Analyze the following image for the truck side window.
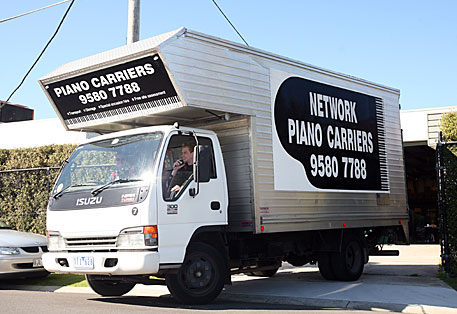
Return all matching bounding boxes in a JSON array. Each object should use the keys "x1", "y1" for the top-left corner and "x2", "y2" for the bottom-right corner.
[{"x1": 162, "y1": 135, "x2": 216, "y2": 200}]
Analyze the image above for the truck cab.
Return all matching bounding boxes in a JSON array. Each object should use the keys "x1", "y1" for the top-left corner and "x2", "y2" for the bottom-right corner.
[{"x1": 44, "y1": 125, "x2": 229, "y2": 302}]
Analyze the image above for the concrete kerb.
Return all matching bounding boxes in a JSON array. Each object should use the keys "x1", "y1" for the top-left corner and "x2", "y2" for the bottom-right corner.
[
  {"x1": 219, "y1": 290, "x2": 457, "y2": 314},
  {"x1": 220, "y1": 292, "x2": 426, "y2": 313}
]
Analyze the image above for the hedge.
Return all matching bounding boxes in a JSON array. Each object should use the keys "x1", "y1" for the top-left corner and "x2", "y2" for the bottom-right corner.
[
  {"x1": 0, "y1": 144, "x2": 76, "y2": 234},
  {"x1": 441, "y1": 112, "x2": 457, "y2": 274}
]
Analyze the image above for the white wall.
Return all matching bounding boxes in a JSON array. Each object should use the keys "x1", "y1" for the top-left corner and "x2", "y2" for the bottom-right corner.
[
  {"x1": 0, "y1": 118, "x2": 95, "y2": 149},
  {"x1": 400, "y1": 110, "x2": 429, "y2": 143},
  {"x1": 400, "y1": 106, "x2": 457, "y2": 145}
]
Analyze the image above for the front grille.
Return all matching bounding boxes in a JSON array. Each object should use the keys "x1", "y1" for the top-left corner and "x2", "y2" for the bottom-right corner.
[
  {"x1": 21, "y1": 247, "x2": 39, "y2": 253},
  {"x1": 41, "y1": 246, "x2": 48, "y2": 252},
  {"x1": 65, "y1": 236, "x2": 117, "y2": 248},
  {"x1": 14, "y1": 263, "x2": 36, "y2": 269}
]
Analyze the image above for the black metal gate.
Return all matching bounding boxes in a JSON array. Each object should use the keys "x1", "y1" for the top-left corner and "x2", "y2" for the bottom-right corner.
[{"x1": 436, "y1": 132, "x2": 457, "y2": 277}]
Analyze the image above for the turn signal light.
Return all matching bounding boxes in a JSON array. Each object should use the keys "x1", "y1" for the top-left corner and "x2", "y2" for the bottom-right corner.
[
  {"x1": 144, "y1": 225, "x2": 158, "y2": 246},
  {"x1": 144, "y1": 225, "x2": 158, "y2": 238}
]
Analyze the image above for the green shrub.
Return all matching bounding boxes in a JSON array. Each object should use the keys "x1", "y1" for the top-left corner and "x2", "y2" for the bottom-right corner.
[
  {"x1": 441, "y1": 112, "x2": 457, "y2": 142},
  {"x1": 0, "y1": 144, "x2": 76, "y2": 234},
  {"x1": 441, "y1": 112, "x2": 457, "y2": 274}
]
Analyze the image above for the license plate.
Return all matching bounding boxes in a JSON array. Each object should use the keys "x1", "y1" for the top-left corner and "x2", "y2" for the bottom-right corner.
[
  {"x1": 33, "y1": 258, "x2": 43, "y2": 268},
  {"x1": 73, "y1": 256, "x2": 94, "y2": 270}
]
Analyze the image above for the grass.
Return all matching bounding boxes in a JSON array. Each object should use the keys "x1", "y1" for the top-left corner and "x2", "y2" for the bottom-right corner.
[
  {"x1": 1, "y1": 273, "x2": 88, "y2": 287},
  {"x1": 438, "y1": 271, "x2": 457, "y2": 291}
]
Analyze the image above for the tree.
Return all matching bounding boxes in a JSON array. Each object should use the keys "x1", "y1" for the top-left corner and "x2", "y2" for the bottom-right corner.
[{"x1": 441, "y1": 111, "x2": 457, "y2": 141}]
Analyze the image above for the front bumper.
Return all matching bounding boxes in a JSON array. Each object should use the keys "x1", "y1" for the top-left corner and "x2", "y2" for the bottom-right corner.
[
  {"x1": 0, "y1": 255, "x2": 48, "y2": 279},
  {"x1": 43, "y1": 251, "x2": 160, "y2": 275}
]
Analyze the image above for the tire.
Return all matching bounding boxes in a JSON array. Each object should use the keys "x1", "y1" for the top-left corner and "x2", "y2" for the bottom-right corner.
[
  {"x1": 318, "y1": 253, "x2": 337, "y2": 280},
  {"x1": 166, "y1": 242, "x2": 225, "y2": 304},
  {"x1": 331, "y1": 235, "x2": 364, "y2": 281},
  {"x1": 86, "y1": 275, "x2": 135, "y2": 296}
]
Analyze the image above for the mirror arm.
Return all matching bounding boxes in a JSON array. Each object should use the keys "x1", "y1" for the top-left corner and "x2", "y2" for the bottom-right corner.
[{"x1": 191, "y1": 131, "x2": 200, "y2": 198}]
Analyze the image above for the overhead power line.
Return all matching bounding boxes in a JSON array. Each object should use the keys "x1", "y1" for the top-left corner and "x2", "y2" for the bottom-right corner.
[
  {"x1": 0, "y1": 0, "x2": 72, "y2": 24},
  {"x1": 211, "y1": 0, "x2": 249, "y2": 47},
  {"x1": 2, "y1": 0, "x2": 75, "y2": 109}
]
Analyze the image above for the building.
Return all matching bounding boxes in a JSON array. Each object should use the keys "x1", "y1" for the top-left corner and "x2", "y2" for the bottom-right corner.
[
  {"x1": 0, "y1": 118, "x2": 94, "y2": 149},
  {"x1": 401, "y1": 106, "x2": 457, "y2": 243},
  {"x1": 0, "y1": 101, "x2": 34, "y2": 122}
]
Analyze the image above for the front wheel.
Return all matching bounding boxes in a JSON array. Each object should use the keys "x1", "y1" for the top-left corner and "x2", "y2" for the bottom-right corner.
[
  {"x1": 166, "y1": 242, "x2": 225, "y2": 304},
  {"x1": 86, "y1": 275, "x2": 135, "y2": 296}
]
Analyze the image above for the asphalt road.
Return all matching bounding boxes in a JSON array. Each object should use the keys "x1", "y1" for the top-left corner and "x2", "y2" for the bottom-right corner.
[{"x1": 0, "y1": 289, "x2": 375, "y2": 314}]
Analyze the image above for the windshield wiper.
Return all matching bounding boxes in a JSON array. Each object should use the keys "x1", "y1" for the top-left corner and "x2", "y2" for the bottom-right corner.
[
  {"x1": 91, "y1": 178, "x2": 142, "y2": 196},
  {"x1": 52, "y1": 184, "x2": 96, "y2": 199}
]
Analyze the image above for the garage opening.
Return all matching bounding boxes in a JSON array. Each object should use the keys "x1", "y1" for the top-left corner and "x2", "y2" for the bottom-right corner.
[{"x1": 404, "y1": 145, "x2": 438, "y2": 243}]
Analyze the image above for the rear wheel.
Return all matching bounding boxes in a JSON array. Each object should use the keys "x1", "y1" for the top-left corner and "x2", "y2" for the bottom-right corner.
[
  {"x1": 318, "y1": 253, "x2": 337, "y2": 280},
  {"x1": 331, "y1": 235, "x2": 364, "y2": 281},
  {"x1": 86, "y1": 275, "x2": 135, "y2": 296},
  {"x1": 166, "y1": 242, "x2": 225, "y2": 304}
]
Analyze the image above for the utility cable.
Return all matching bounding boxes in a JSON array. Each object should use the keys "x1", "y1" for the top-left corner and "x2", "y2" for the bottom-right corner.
[
  {"x1": 211, "y1": 0, "x2": 249, "y2": 47},
  {"x1": 0, "y1": 0, "x2": 71, "y2": 24},
  {"x1": 2, "y1": 0, "x2": 75, "y2": 109}
]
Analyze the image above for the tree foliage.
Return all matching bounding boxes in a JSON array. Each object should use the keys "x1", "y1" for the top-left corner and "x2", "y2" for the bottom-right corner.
[
  {"x1": 441, "y1": 111, "x2": 457, "y2": 273},
  {"x1": 0, "y1": 144, "x2": 76, "y2": 234},
  {"x1": 441, "y1": 111, "x2": 457, "y2": 141}
]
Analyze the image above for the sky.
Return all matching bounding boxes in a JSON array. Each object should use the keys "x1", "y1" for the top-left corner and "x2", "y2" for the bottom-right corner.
[{"x1": 1, "y1": 0, "x2": 456, "y2": 120}]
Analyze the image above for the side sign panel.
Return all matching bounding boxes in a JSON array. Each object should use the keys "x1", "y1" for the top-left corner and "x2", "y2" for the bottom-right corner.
[
  {"x1": 44, "y1": 54, "x2": 182, "y2": 129},
  {"x1": 271, "y1": 69, "x2": 389, "y2": 193}
]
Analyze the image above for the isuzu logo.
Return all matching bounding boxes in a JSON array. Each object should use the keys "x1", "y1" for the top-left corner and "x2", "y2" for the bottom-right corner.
[{"x1": 76, "y1": 196, "x2": 103, "y2": 206}]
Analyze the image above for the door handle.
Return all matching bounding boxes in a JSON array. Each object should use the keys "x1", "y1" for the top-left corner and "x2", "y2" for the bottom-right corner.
[{"x1": 210, "y1": 201, "x2": 220, "y2": 210}]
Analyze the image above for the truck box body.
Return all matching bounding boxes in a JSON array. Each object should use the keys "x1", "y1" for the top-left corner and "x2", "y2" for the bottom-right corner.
[{"x1": 39, "y1": 28, "x2": 408, "y2": 237}]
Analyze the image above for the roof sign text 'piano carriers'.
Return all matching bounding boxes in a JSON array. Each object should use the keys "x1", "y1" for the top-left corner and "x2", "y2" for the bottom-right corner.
[{"x1": 44, "y1": 54, "x2": 182, "y2": 129}]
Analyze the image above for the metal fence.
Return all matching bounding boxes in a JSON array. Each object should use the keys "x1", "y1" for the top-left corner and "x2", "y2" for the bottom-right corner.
[
  {"x1": 0, "y1": 166, "x2": 59, "y2": 190},
  {"x1": 436, "y1": 132, "x2": 457, "y2": 277}
]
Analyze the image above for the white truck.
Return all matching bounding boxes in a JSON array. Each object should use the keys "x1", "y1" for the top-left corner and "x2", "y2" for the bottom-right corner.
[{"x1": 40, "y1": 28, "x2": 409, "y2": 304}]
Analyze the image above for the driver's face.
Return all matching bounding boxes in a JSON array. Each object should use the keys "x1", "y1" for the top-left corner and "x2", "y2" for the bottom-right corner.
[
  {"x1": 181, "y1": 147, "x2": 193, "y2": 164},
  {"x1": 116, "y1": 154, "x2": 127, "y2": 166}
]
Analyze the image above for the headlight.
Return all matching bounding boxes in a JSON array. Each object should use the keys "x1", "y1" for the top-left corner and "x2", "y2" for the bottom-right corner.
[
  {"x1": 117, "y1": 226, "x2": 158, "y2": 248},
  {"x1": 46, "y1": 231, "x2": 66, "y2": 251},
  {"x1": 0, "y1": 247, "x2": 20, "y2": 255}
]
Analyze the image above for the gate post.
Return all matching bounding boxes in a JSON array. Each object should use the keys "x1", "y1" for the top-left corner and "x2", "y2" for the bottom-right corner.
[{"x1": 437, "y1": 132, "x2": 451, "y2": 277}]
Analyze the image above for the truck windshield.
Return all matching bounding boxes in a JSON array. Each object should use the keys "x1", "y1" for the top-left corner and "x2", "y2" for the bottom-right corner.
[{"x1": 53, "y1": 132, "x2": 162, "y2": 196}]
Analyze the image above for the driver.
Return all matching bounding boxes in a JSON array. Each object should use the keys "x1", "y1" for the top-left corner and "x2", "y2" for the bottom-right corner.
[
  {"x1": 167, "y1": 141, "x2": 195, "y2": 196},
  {"x1": 112, "y1": 151, "x2": 132, "y2": 180}
]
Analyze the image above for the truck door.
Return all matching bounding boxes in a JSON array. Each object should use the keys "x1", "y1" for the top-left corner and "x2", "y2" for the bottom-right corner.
[{"x1": 156, "y1": 133, "x2": 227, "y2": 264}]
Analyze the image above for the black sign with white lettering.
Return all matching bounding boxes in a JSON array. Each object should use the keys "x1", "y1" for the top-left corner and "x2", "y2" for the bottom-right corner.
[
  {"x1": 45, "y1": 54, "x2": 182, "y2": 129},
  {"x1": 274, "y1": 77, "x2": 388, "y2": 191}
]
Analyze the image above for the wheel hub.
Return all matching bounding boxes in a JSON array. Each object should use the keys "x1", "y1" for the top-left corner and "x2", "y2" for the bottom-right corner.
[{"x1": 184, "y1": 258, "x2": 213, "y2": 289}]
